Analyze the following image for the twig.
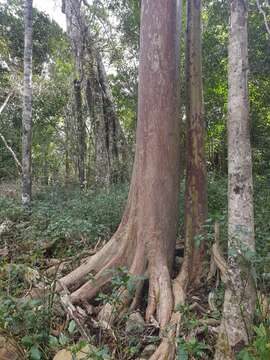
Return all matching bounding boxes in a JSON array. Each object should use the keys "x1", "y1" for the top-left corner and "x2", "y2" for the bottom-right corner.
[
  {"x1": 0, "y1": 133, "x2": 22, "y2": 173},
  {"x1": 0, "y1": 91, "x2": 22, "y2": 173},
  {"x1": 256, "y1": 0, "x2": 270, "y2": 35},
  {"x1": 0, "y1": 91, "x2": 13, "y2": 115}
]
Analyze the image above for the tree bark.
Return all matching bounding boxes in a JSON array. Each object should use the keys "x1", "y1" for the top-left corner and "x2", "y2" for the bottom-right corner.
[
  {"x1": 22, "y1": 0, "x2": 33, "y2": 208},
  {"x1": 63, "y1": 0, "x2": 127, "y2": 187},
  {"x1": 85, "y1": 47, "x2": 110, "y2": 186},
  {"x1": 63, "y1": 0, "x2": 87, "y2": 188},
  {"x1": 58, "y1": 0, "x2": 180, "y2": 334},
  {"x1": 96, "y1": 52, "x2": 128, "y2": 181},
  {"x1": 215, "y1": 1, "x2": 256, "y2": 358},
  {"x1": 185, "y1": 0, "x2": 207, "y2": 284},
  {"x1": 74, "y1": 78, "x2": 86, "y2": 188}
]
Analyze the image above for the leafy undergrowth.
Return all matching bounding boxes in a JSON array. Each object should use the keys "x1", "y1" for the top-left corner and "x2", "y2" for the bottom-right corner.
[
  {"x1": 0, "y1": 183, "x2": 128, "y2": 260},
  {"x1": 0, "y1": 177, "x2": 269, "y2": 359}
]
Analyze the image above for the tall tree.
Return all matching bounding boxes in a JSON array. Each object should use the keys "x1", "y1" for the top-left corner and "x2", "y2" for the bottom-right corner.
[
  {"x1": 62, "y1": 0, "x2": 127, "y2": 187},
  {"x1": 184, "y1": 0, "x2": 207, "y2": 284},
  {"x1": 62, "y1": 0, "x2": 86, "y2": 188},
  {"x1": 22, "y1": 0, "x2": 33, "y2": 207},
  {"x1": 215, "y1": 1, "x2": 256, "y2": 358},
  {"x1": 57, "y1": 0, "x2": 181, "y2": 340}
]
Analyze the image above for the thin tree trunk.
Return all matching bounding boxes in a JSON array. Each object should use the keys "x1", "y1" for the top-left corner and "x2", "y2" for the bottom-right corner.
[
  {"x1": 63, "y1": 0, "x2": 86, "y2": 188},
  {"x1": 96, "y1": 53, "x2": 128, "y2": 181},
  {"x1": 215, "y1": 1, "x2": 256, "y2": 358},
  {"x1": 64, "y1": 111, "x2": 71, "y2": 186},
  {"x1": 41, "y1": 143, "x2": 48, "y2": 185},
  {"x1": 22, "y1": 0, "x2": 33, "y2": 208},
  {"x1": 185, "y1": 0, "x2": 207, "y2": 284},
  {"x1": 74, "y1": 79, "x2": 86, "y2": 188},
  {"x1": 86, "y1": 49, "x2": 110, "y2": 186},
  {"x1": 63, "y1": 0, "x2": 128, "y2": 186}
]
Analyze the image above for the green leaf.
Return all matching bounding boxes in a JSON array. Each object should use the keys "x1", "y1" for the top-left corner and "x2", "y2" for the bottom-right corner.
[
  {"x1": 177, "y1": 346, "x2": 188, "y2": 360},
  {"x1": 68, "y1": 320, "x2": 77, "y2": 334},
  {"x1": 49, "y1": 335, "x2": 59, "y2": 348},
  {"x1": 21, "y1": 335, "x2": 34, "y2": 347},
  {"x1": 238, "y1": 350, "x2": 255, "y2": 360},
  {"x1": 30, "y1": 345, "x2": 42, "y2": 360},
  {"x1": 59, "y1": 333, "x2": 68, "y2": 346}
]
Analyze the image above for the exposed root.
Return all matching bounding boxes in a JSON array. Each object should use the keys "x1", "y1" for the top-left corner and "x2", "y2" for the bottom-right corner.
[
  {"x1": 146, "y1": 265, "x2": 173, "y2": 329},
  {"x1": 56, "y1": 237, "x2": 119, "y2": 292},
  {"x1": 149, "y1": 339, "x2": 176, "y2": 360},
  {"x1": 97, "y1": 261, "x2": 147, "y2": 327},
  {"x1": 150, "y1": 256, "x2": 190, "y2": 359},
  {"x1": 70, "y1": 254, "x2": 126, "y2": 304}
]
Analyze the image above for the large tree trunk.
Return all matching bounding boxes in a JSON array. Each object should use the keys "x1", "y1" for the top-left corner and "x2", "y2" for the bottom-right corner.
[
  {"x1": 215, "y1": 1, "x2": 256, "y2": 358},
  {"x1": 185, "y1": 0, "x2": 207, "y2": 285},
  {"x1": 22, "y1": 0, "x2": 33, "y2": 208},
  {"x1": 58, "y1": 0, "x2": 180, "y2": 335}
]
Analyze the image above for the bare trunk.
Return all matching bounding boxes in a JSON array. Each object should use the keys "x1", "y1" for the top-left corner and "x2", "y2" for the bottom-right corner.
[
  {"x1": 64, "y1": 110, "x2": 71, "y2": 186},
  {"x1": 41, "y1": 143, "x2": 48, "y2": 186},
  {"x1": 74, "y1": 79, "x2": 86, "y2": 188},
  {"x1": 22, "y1": 0, "x2": 33, "y2": 208},
  {"x1": 63, "y1": 0, "x2": 86, "y2": 188},
  {"x1": 215, "y1": 1, "x2": 256, "y2": 358},
  {"x1": 58, "y1": 0, "x2": 180, "y2": 333},
  {"x1": 185, "y1": 0, "x2": 207, "y2": 284},
  {"x1": 86, "y1": 49, "x2": 110, "y2": 186},
  {"x1": 96, "y1": 53, "x2": 128, "y2": 181},
  {"x1": 63, "y1": 0, "x2": 127, "y2": 187}
]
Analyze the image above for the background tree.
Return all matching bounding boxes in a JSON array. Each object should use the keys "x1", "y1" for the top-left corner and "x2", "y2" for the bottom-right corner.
[
  {"x1": 63, "y1": 0, "x2": 128, "y2": 187},
  {"x1": 215, "y1": 1, "x2": 256, "y2": 358},
  {"x1": 22, "y1": 0, "x2": 33, "y2": 207}
]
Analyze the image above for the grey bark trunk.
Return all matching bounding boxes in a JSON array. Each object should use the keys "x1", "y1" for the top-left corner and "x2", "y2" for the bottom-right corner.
[
  {"x1": 87, "y1": 51, "x2": 110, "y2": 186},
  {"x1": 22, "y1": 0, "x2": 33, "y2": 208},
  {"x1": 63, "y1": 0, "x2": 86, "y2": 188},
  {"x1": 74, "y1": 79, "x2": 86, "y2": 187},
  {"x1": 215, "y1": 1, "x2": 256, "y2": 358},
  {"x1": 96, "y1": 53, "x2": 128, "y2": 178},
  {"x1": 63, "y1": 0, "x2": 127, "y2": 187}
]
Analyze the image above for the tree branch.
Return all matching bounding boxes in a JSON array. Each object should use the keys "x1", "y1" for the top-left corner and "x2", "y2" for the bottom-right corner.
[
  {"x1": 256, "y1": 0, "x2": 270, "y2": 36},
  {"x1": 0, "y1": 91, "x2": 13, "y2": 115},
  {"x1": 0, "y1": 91, "x2": 22, "y2": 173}
]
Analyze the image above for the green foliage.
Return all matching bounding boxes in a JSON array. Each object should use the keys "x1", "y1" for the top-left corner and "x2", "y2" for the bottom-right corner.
[
  {"x1": 238, "y1": 323, "x2": 270, "y2": 360},
  {"x1": 0, "y1": 276, "x2": 53, "y2": 359},
  {"x1": 0, "y1": 183, "x2": 128, "y2": 256},
  {"x1": 177, "y1": 337, "x2": 209, "y2": 359}
]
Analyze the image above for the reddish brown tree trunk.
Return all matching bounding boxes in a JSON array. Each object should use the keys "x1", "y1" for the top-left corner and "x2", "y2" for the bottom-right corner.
[
  {"x1": 58, "y1": 0, "x2": 181, "y2": 332},
  {"x1": 185, "y1": 0, "x2": 207, "y2": 284}
]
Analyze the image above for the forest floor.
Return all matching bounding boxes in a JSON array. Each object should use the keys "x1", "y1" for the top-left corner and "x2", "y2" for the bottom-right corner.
[{"x1": 0, "y1": 177, "x2": 269, "y2": 360}]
